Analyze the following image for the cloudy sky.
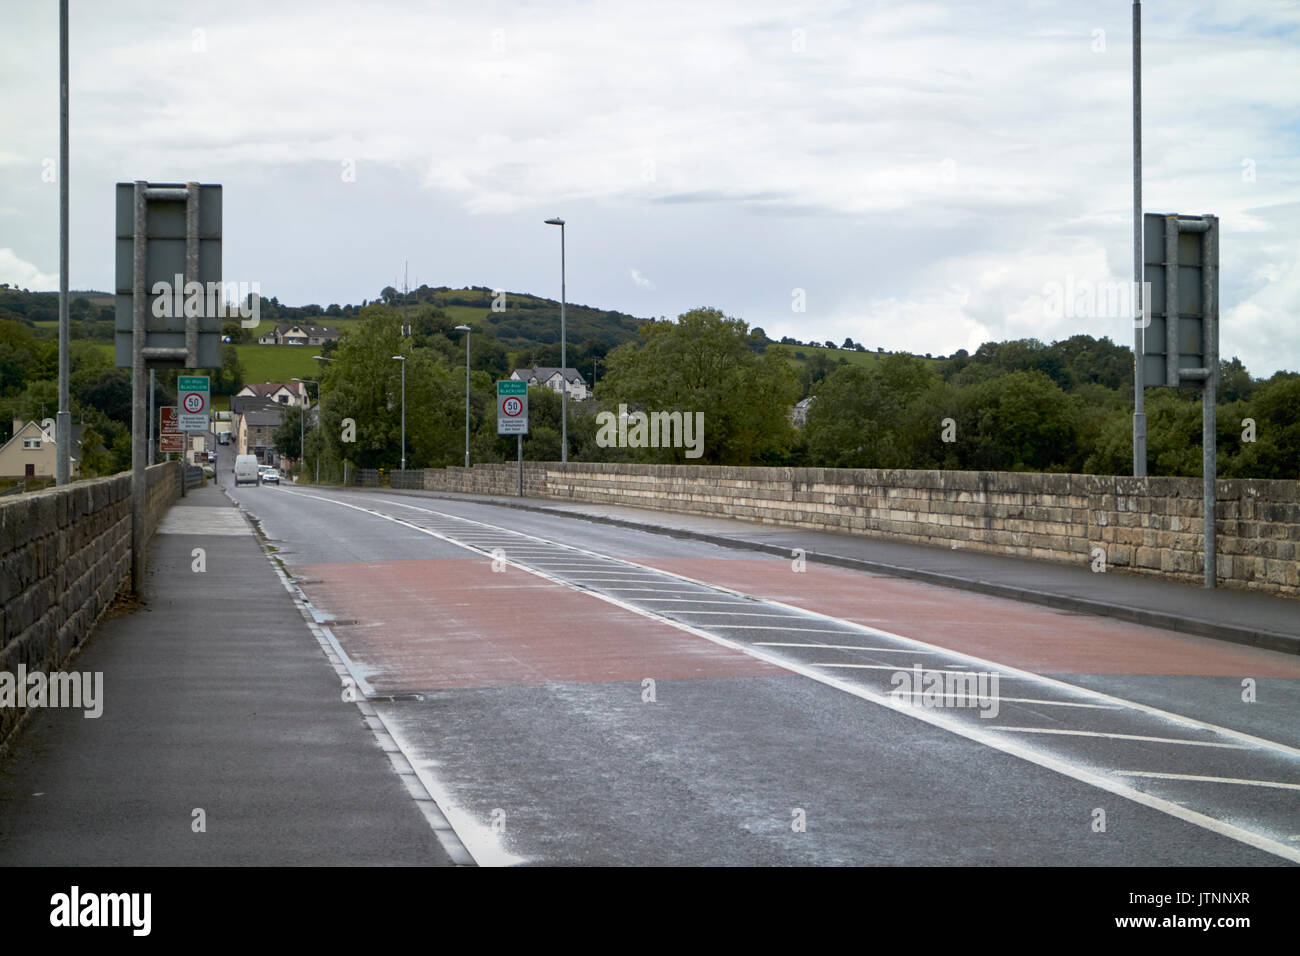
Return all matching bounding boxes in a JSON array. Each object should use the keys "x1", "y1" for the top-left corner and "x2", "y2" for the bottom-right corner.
[{"x1": 2, "y1": 0, "x2": 1297, "y2": 374}]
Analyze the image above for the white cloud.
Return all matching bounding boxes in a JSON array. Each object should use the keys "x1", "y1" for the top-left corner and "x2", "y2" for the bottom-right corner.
[
  {"x1": 629, "y1": 268, "x2": 654, "y2": 290},
  {"x1": 0, "y1": 249, "x2": 58, "y2": 291}
]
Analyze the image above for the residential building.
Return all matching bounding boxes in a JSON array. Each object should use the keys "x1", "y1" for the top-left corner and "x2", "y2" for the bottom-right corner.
[
  {"x1": 0, "y1": 418, "x2": 86, "y2": 479},
  {"x1": 510, "y1": 367, "x2": 590, "y2": 400},
  {"x1": 792, "y1": 396, "x2": 816, "y2": 427},
  {"x1": 236, "y1": 407, "x2": 284, "y2": 460},
  {"x1": 233, "y1": 382, "x2": 310, "y2": 408},
  {"x1": 256, "y1": 323, "x2": 340, "y2": 347}
]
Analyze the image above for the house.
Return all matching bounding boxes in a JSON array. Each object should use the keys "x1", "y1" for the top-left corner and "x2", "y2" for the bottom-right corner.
[
  {"x1": 235, "y1": 407, "x2": 284, "y2": 459},
  {"x1": 0, "y1": 418, "x2": 86, "y2": 479},
  {"x1": 233, "y1": 382, "x2": 311, "y2": 408},
  {"x1": 792, "y1": 396, "x2": 816, "y2": 427},
  {"x1": 510, "y1": 367, "x2": 590, "y2": 401},
  {"x1": 257, "y1": 323, "x2": 340, "y2": 347}
]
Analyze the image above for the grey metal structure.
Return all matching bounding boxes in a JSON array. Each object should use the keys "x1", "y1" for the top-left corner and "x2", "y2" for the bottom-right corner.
[
  {"x1": 393, "y1": 354, "x2": 406, "y2": 471},
  {"x1": 1131, "y1": 0, "x2": 1145, "y2": 477},
  {"x1": 456, "y1": 325, "x2": 471, "y2": 468},
  {"x1": 114, "y1": 182, "x2": 223, "y2": 370},
  {"x1": 117, "y1": 181, "x2": 222, "y2": 593},
  {"x1": 1142, "y1": 212, "x2": 1220, "y2": 588},
  {"x1": 56, "y1": 0, "x2": 70, "y2": 487},
  {"x1": 545, "y1": 217, "x2": 567, "y2": 462}
]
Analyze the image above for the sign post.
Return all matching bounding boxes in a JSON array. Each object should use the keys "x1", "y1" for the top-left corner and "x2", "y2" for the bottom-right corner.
[
  {"x1": 116, "y1": 181, "x2": 222, "y2": 593},
  {"x1": 1141, "y1": 212, "x2": 1219, "y2": 587},
  {"x1": 497, "y1": 380, "x2": 528, "y2": 496}
]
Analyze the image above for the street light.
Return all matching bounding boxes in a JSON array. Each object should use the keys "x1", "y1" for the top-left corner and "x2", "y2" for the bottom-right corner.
[
  {"x1": 291, "y1": 377, "x2": 319, "y2": 483},
  {"x1": 392, "y1": 355, "x2": 406, "y2": 471},
  {"x1": 544, "y1": 216, "x2": 567, "y2": 462},
  {"x1": 311, "y1": 355, "x2": 333, "y2": 483},
  {"x1": 455, "y1": 325, "x2": 471, "y2": 468}
]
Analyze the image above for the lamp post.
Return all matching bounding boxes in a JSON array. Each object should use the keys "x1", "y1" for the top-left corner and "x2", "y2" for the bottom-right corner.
[
  {"x1": 455, "y1": 325, "x2": 471, "y2": 467},
  {"x1": 312, "y1": 355, "x2": 334, "y2": 483},
  {"x1": 392, "y1": 354, "x2": 406, "y2": 471},
  {"x1": 544, "y1": 217, "x2": 567, "y2": 462},
  {"x1": 292, "y1": 377, "x2": 319, "y2": 483}
]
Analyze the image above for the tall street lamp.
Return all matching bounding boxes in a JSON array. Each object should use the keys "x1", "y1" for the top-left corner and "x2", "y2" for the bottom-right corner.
[
  {"x1": 392, "y1": 354, "x2": 406, "y2": 471},
  {"x1": 455, "y1": 325, "x2": 471, "y2": 467},
  {"x1": 544, "y1": 216, "x2": 567, "y2": 462},
  {"x1": 312, "y1": 355, "x2": 333, "y2": 483},
  {"x1": 292, "y1": 377, "x2": 320, "y2": 484}
]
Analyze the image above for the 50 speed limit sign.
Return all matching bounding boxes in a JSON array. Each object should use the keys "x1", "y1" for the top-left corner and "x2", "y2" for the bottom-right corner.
[
  {"x1": 496, "y1": 380, "x2": 528, "y2": 435},
  {"x1": 177, "y1": 375, "x2": 210, "y2": 431}
]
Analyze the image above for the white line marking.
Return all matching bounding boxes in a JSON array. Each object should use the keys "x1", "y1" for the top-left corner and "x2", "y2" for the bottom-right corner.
[
  {"x1": 892, "y1": 691, "x2": 1121, "y2": 710},
  {"x1": 658, "y1": 610, "x2": 792, "y2": 617},
  {"x1": 281, "y1": 489, "x2": 1300, "y2": 863},
  {"x1": 756, "y1": 642, "x2": 950, "y2": 654},
  {"x1": 1114, "y1": 771, "x2": 1300, "y2": 791},
  {"x1": 994, "y1": 727, "x2": 1252, "y2": 749},
  {"x1": 709, "y1": 625, "x2": 876, "y2": 633},
  {"x1": 814, "y1": 662, "x2": 1010, "y2": 677}
]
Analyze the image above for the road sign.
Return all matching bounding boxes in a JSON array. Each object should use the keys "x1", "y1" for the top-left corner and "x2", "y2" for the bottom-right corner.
[
  {"x1": 1141, "y1": 213, "x2": 1218, "y2": 388},
  {"x1": 178, "y1": 375, "x2": 210, "y2": 431},
  {"x1": 159, "y1": 406, "x2": 184, "y2": 454},
  {"x1": 114, "y1": 182, "x2": 223, "y2": 370},
  {"x1": 497, "y1": 380, "x2": 528, "y2": 435}
]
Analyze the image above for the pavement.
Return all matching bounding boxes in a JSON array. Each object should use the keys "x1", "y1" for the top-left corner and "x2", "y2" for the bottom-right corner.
[
  {"x1": 0, "y1": 476, "x2": 456, "y2": 866},
  {"x1": 373, "y1": 489, "x2": 1300, "y2": 657}
]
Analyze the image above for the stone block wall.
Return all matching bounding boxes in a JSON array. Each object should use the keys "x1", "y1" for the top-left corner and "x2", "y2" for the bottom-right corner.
[{"x1": 418, "y1": 463, "x2": 1299, "y2": 597}]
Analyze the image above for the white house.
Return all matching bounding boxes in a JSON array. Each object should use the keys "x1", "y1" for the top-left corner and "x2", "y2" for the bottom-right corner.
[
  {"x1": 0, "y1": 418, "x2": 86, "y2": 479},
  {"x1": 234, "y1": 382, "x2": 310, "y2": 408},
  {"x1": 257, "y1": 323, "x2": 339, "y2": 346},
  {"x1": 510, "y1": 367, "x2": 590, "y2": 400}
]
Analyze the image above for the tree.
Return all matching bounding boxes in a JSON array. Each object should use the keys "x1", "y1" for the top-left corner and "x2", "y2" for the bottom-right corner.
[
  {"x1": 318, "y1": 305, "x2": 461, "y2": 473},
  {"x1": 596, "y1": 307, "x2": 799, "y2": 464},
  {"x1": 804, "y1": 354, "x2": 936, "y2": 468},
  {"x1": 273, "y1": 404, "x2": 307, "y2": 464}
]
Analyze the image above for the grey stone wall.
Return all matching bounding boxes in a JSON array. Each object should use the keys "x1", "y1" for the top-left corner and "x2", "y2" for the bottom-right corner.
[
  {"x1": 420, "y1": 463, "x2": 1300, "y2": 598},
  {"x1": 1, "y1": 462, "x2": 182, "y2": 745}
]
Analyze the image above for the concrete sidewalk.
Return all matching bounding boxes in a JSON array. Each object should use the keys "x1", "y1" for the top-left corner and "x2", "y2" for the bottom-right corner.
[
  {"x1": 390, "y1": 489, "x2": 1300, "y2": 656},
  {"x1": 0, "y1": 481, "x2": 454, "y2": 866}
]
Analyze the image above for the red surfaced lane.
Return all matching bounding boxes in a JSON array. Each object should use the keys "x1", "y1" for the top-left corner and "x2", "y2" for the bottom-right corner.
[
  {"x1": 635, "y1": 558, "x2": 1300, "y2": 678},
  {"x1": 298, "y1": 559, "x2": 784, "y2": 693}
]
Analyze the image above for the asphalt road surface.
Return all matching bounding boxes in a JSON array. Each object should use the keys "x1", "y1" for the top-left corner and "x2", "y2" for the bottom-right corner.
[{"x1": 226, "y1": 475, "x2": 1300, "y2": 866}]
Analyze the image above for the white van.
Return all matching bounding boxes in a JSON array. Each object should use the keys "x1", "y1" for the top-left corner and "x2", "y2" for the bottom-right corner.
[{"x1": 234, "y1": 455, "x2": 261, "y2": 486}]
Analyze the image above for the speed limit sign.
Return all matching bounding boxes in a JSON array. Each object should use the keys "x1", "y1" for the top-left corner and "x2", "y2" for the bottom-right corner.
[
  {"x1": 497, "y1": 380, "x2": 528, "y2": 435},
  {"x1": 178, "y1": 376, "x2": 210, "y2": 431}
]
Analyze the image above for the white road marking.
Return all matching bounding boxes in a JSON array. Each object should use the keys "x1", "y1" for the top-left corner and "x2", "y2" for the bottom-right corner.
[
  {"x1": 815, "y1": 662, "x2": 1011, "y2": 677},
  {"x1": 994, "y1": 727, "x2": 1253, "y2": 749},
  {"x1": 756, "y1": 642, "x2": 948, "y2": 653},
  {"x1": 892, "y1": 691, "x2": 1121, "y2": 709},
  {"x1": 1114, "y1": 771, "x2": 1300, "y2": 791},
  {"x1": 281, "y1": 488, "x2": 1300, "y2": 864}
]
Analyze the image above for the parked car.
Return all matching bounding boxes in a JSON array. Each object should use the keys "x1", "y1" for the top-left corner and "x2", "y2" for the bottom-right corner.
[{"x1": 234, "y1": 455, "x2": 260, "y2": 486}]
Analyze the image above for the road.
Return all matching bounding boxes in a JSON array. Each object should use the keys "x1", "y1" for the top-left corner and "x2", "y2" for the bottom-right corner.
[{"x1": 224, "y1": 469, "x2": 1300, "y2": 866}]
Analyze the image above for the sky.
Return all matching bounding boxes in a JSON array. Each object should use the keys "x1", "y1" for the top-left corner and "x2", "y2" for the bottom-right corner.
[{"x1": 1, "y1": 0, "x2": 1298, "y2": 375}]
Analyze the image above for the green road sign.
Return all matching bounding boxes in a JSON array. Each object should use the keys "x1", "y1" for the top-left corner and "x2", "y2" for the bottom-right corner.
[
  {"x1": 497, "y1": 380, "x2": 528, "y2": 435},
  {"x1": 178, "y1": 375, "x2": 210, "y2": 431}
]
